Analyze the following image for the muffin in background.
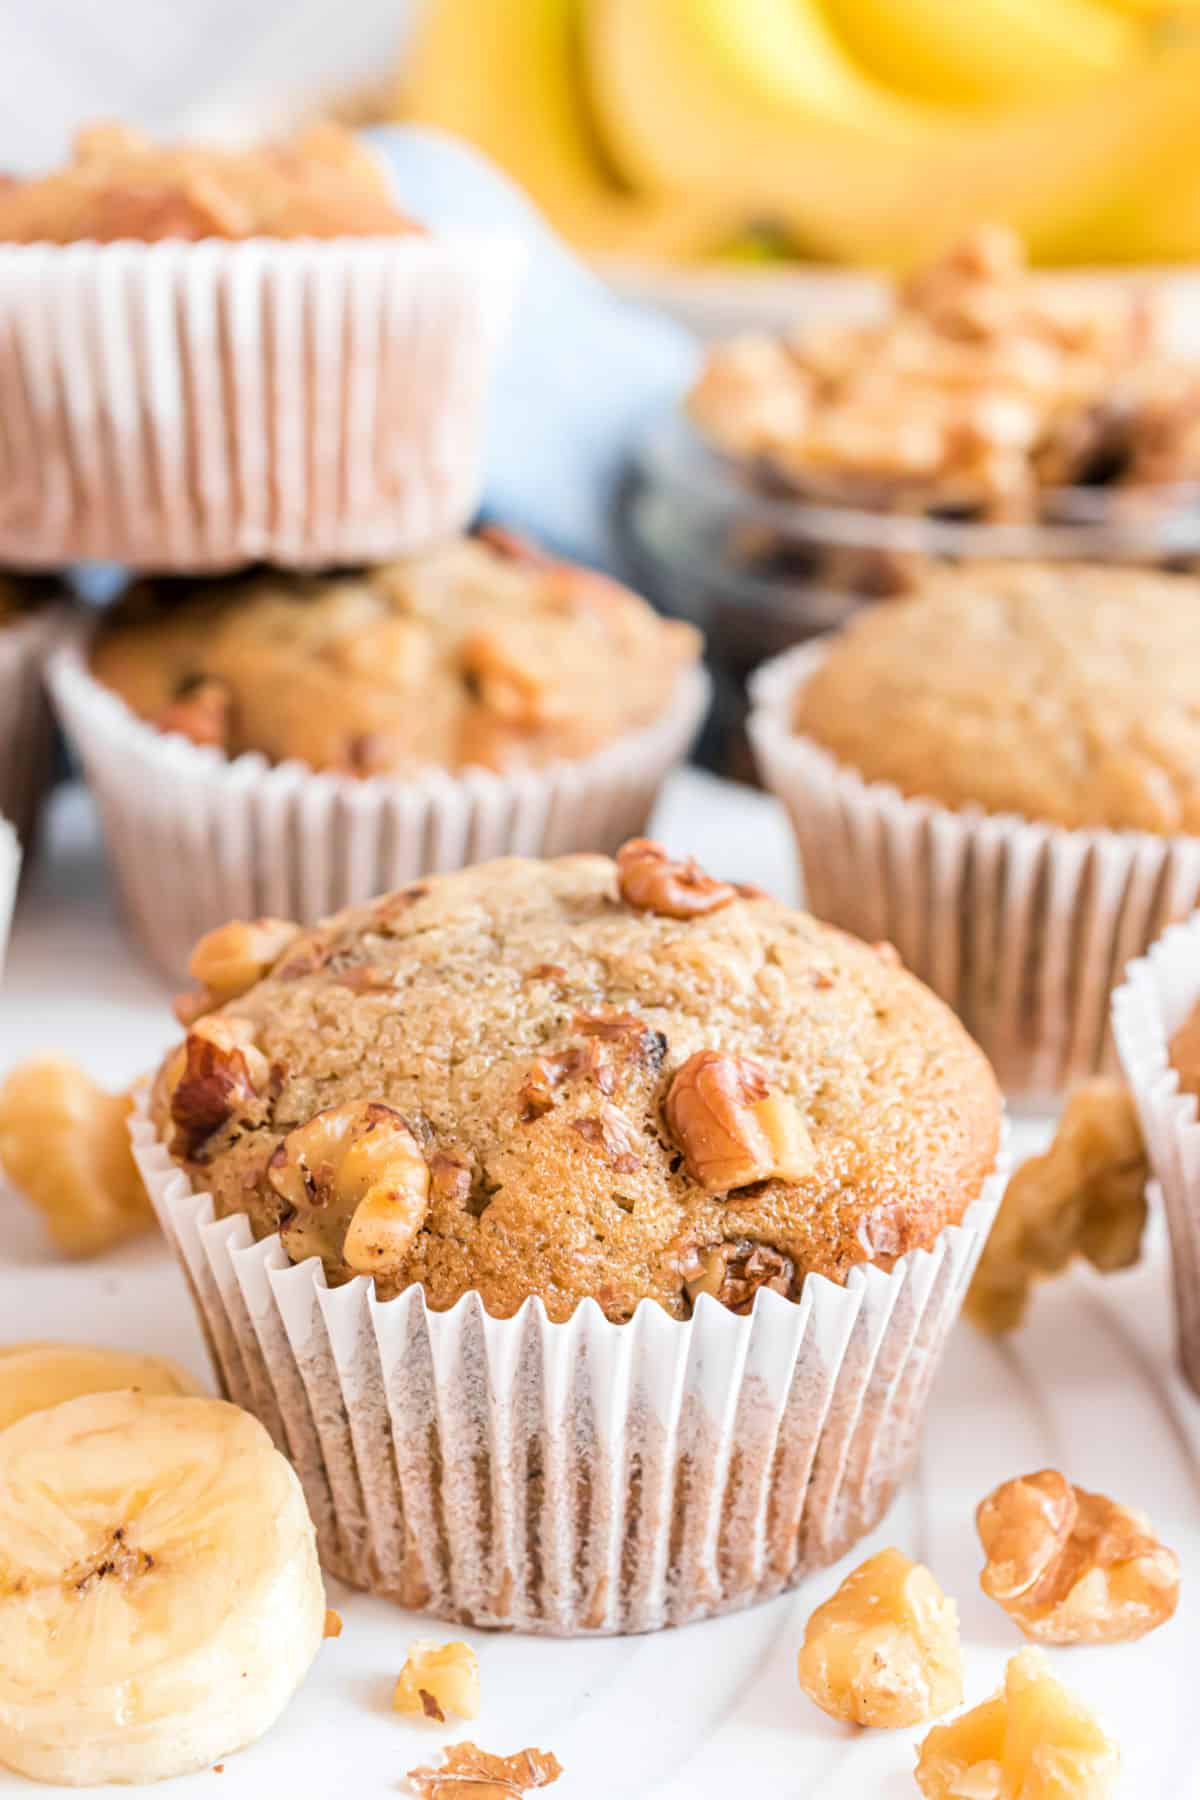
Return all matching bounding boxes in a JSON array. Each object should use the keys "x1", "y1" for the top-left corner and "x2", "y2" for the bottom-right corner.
[
  {"x1": 50, "y1": 531, "x2": 709, "y2": 977},
  {"x1": 1115, "y1": 918, "x2": 1200, "y2": 1396},
  {"x1": 751, "y1": 560, "x2": 1200, "y2": 1097},
  {"x1": 0, "y1": 123, "x2": 518, "y2": 571},
  {"x1": 0, "y1": 576, "x2": 67, "y2": 847},
  {"x1": 134, "y1": 841, "x2": 1005, "y2": 1632}
]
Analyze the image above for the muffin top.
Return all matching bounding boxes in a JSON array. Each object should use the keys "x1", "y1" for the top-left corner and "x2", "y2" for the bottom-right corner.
[
  {"x1": 90, "y1": 531, "x2": 701, "y2": 777},
  {"x1": 151, "y1": 841, "x2": 1001, "y2": 1324},
  {"x1": 0, "y1": 122, "x2": 419, "y2": 243},
  {"x1": 689, "y1": 226, "x2": 1197, "y2": 523},
  {"x1": 792, "y1": 561, "x2": 1200, "y2": 833}
]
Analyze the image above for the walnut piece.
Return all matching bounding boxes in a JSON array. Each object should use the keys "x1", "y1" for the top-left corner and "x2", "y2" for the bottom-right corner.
[
  {"x1": 797, "y1": 1547, "x2": 963, "y2": 1729},
  {"x1": 0, "y1": 1057, "x2": 155, "y2": 1256},
  {"x1": 324, "y1": 1608, "x2": 343, "y2": 1639},
  {"x1": 682, "y1": 1239, "x2": 795, "y2": 1313},
  {"x1": 915, "y1": 1647, "x2": 1120, "y2": 1799},
  {"x1": 393, "y1": 1640, "x2": 480, "y2": 1724},
  {"x1": 166, "y1": 1015, "x2": 270, "y2": 1160},
  {"x1": 967, "y1": 1080, "x2": 1148, "y2": 1333},
  {"x1": 665, "y1": 1050, "x2": 815, "y2": 1192},
  {"x1": 268, "y1": 1099, "x2": 429, "y2": 1279},
  {"x1": 154, "y1": 675, "x2": 231, "y2": 749},
  {"x1": 407, "y1": 1743, "x2": 561, "y2": 1800},
  {"x1": 615, "y1": 838, "x2": 738, "y2": 920},
  {"x1": 977, "y1": 1470, "x2": 1180, "y2": 1645},
  {"x1": 175, "y1": 915, "x2": 301, "y2": 1023}
]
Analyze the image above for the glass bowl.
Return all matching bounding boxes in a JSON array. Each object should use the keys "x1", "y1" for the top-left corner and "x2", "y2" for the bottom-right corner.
[{"x1": 618, "y1": 411, "x2": 1200, "y2": 780}]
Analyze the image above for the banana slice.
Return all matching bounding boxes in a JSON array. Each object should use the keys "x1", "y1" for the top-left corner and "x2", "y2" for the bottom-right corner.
[
  {"x1": 0, "y1": 1391, "x2": 325, "y2": 1786},
  {"x1": 0, "y1": 1341, "x2": 202, "y2": 1434}
]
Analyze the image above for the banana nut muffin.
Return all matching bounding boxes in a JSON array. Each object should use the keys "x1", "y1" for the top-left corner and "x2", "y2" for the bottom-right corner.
[
  {"x1": 89, "y1": 531, "x2": 701, "y2": 778},
  {"x1": 150, "y1": 840, "x2": 1001, "y2": 1324},
  {"x1": 794, "y1": 561, "x2": 1200, "y2": 834},
  {"x1": 690, "y1": 225, "x2": 1197, "y2": 523},
  {"x1": 0, "y1": 122, "x2": 419, "y2": 242}
]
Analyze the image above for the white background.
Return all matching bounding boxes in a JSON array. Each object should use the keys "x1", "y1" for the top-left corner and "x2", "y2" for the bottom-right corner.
[
  {"x1": 0, "y1": 0, "x2": 415, "y2": 171},
  {"x1": 2, "y1": 776, "x2": 1198, "y2": 1797}
]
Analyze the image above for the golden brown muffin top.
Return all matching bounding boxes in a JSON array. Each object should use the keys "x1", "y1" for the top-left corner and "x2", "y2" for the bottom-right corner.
[
  {"x1": 90, "y1": 532, "x2": 702, "y2": 777},
  {"x1": 151, "y1": 843, "x2": 1001, "y2": 1323},
  {"x1": 793, "y1": 561, "x2": 1200, "y2": 834},
  {"x1": 0, "y1": 122, "x2": 420, "y2": 243},
  {"x1": 689, "y1": 226, "x2": 1198, "y2": 523}
]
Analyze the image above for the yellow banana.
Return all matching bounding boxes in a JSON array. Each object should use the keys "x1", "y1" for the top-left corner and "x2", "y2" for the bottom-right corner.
[
  {"x1": 401, "y1": 0, "x2": 734, "y2": 259},
  {"x1": 0, "y1": 1341, "x2": 201, "y2": 1433},
  {"x1": 818, "y1": 0, "x2": 1140, "y2": 108},
  {"x1": 583, "y1": 0, "x2": 1200, "y2": 266}
]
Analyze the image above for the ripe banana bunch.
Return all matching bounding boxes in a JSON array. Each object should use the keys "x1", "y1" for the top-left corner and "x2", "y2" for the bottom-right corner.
[
  {"x1": 0, "y1": 1340, "x2": 200, "y2": 1432},
  {"x1": 400, "y1": 0, "x2": 1200, "y2": 266},
  {"x1": 0, "y1": 1390, "x2": 326, "y2": 1785}
]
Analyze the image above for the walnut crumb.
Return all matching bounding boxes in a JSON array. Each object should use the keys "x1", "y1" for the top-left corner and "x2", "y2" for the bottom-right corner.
[
  {"x1": 977, "y1": 1469, "x2": 1179, "y2": 1644},
  {"x1": 967, "y1": 1079, "x2": 1147, "y2": 1332},
  {"x1": 665, "y1": 1050, "x2": 815, "y2": 1192},
  {"x1": 406, "y1": 1743, "x2": 561, "y2": 1799},
  {"x1": 393, "y1": 1640, "x2": 479, "y2": 1725},
  {"x1": 615, "y1": 838, "x2": 738, "y2": 919}
]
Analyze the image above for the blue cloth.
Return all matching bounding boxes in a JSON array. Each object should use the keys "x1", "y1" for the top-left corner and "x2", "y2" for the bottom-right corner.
[{"x1": 365, "y1": 125, "x2": 699, "y2": 570}]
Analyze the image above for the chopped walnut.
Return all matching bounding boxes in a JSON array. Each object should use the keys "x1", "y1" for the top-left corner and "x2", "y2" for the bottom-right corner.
[
  {"x1": 474, "y1": 523, "x2": 553, "y2": 567},
  {"x1": 977, "y1": 1470, "x2": 1180, "y2": 1645},
  {"x1": 967, "y1": 1080, "x2": 1148, "y2": 1333},
  {"x1": 324, "y1": 1608, "x2": 343, "y2": 1639},
  {"x1": 682, "y1": 1239, "x2": 795, "y2": 1313},
  {"x1": 459, "y1": 629, "x2": 551, "y2": 727},
  {"x1": 428, "y1": 1150, "x2": 473, "y2": 1207},
  {"x1": 915, "y1": 1647, "x2": 1120, "y2": 1799},
  {"x1": 167, "y1": 1015, "x2": 270, "y2": 1161},
  {"x1": 393, "y1": 1640, "x2": 480, "y2": 1724},
  {"x1": 267, "y1": 1100, "x2": 429, "y2": 1279},
  {"x1": 406, "y1": 1743, "x2": 561, "y2": 1799},
  {"x1": 175, "y1": 915, "x2": 300, "y2": 1023},
  {"x1": 155, "y1": 676, "x2": 231, "y2": 749},
  {"x1": 0, "y1": 1058, "x2": 155, "y2": 1256},
  {"x1": 797, "y1": 1547, "x2": 963, "y2": 1729},
  {"x1": 571, "y1": 1107, "x2": 641, "y2": 1173},
  {"x1": 665, "y1": 1050, "x2": 815, "y2": 1192},
  {"x1": 615, "y1": 839, "x2": 738, "y2": 920},
  {"x1": 518, "y1": 1015, "x2": 666, "y2": 1124}
]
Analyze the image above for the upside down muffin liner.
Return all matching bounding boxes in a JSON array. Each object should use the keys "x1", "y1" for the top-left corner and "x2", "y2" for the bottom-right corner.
[
  {"x1": 0, "y1": 604, "x2": 65, "y2": 845},
  {"x1": 749, "y1": 642, "x2": 1200, "y2": 1102},
  {"x1": 0, "y1": 235, "x2": 519, "y2": 572},
  {"x1": 0, "y1": 819, "x2": 18, "y2": 968},
  {"x1": 1113, "y1": 918, "x2": 1200, "y2": 1394},
  {"x1": 130, "y1": 1089, "x2": 1007, "y2": 1636},
  {"x1": 48, "y1": 638, "x2": 712, "y2": 981}
]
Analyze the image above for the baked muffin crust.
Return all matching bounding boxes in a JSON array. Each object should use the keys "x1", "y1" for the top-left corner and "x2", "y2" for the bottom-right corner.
[
  {"x1": 151, "y1": 845, "x2": 1001, "y2": 1323},
  {"x1": 90, "y1": 533, "x2": 701, "y2": 777},
  {"x1": 0, "y1": 122, "x2": 418, "y2": 243},
  {"x1": 793, "y1": 562, "x2": 1200, "y2": 834}
]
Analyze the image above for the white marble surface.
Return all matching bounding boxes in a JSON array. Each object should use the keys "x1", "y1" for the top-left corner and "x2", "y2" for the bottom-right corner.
[{"x1": 1, "y1": 776, "x2": 1197, "y2": 1798}]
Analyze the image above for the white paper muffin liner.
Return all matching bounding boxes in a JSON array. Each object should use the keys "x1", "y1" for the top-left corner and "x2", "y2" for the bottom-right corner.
[
  {"x1": 49, "y1": 637, "x2": 711, "y2": 980},
  {"x1": 0, "y1": 605, "x2": 65, "y2": 844},
  {"x1": 0, "y1": 235, "x2": 519, "y2": 572},
  {"x1": 0, "y1": 818, "x2": 18, "y2": 970},
  {"x1": 749, "y1": 642, "x2": 1200, "y2": 1102},
  {"x1": 1113, "y1": 918, "x2": 1200, "y2": 1393},
  {"x1": 130, "y1": 1088, "x2": 1006, "y2": 1635}
]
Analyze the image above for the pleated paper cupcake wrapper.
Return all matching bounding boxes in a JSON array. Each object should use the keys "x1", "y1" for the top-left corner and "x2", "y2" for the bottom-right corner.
[
  {"x1": 49, "y1": 640, "x2": 712, "y2": 981},
  {"x1": 0, "y1": 818, "x2": 18, "y2": 970},
  {"x1": 0, "y1": 606, "x2": 65, "y2": 844},
  {"x1": 0, "y1": 234, "x2": 519, "y2": 571},
  {"x1": 749, "y1": 642, "x2": 1200, "y2": 1103},
  {"x1": 1113, "y1": 918, "x2": 1200, "y2": 1394},
  {"x1": 131, "y1": 1091, "x2": 1006, "y2": 1636}
]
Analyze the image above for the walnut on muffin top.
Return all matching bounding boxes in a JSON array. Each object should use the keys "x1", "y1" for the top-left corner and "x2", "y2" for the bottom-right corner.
[
  {"x1": 793, "y1": 560, "x2": 1200, "y2": 835},
  {"x1": 0, "y1": 121, "x2": 419, "y2": 243},
  {"x1": 690, "y1": 225, "x2": 1200, "y2": 522},
  {"x1": 90, "y1": 531, "x2": 702, "y2": 778},
  {"x1": 151, "y1": 841, "x2": 1001, "y2": 1324}
]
